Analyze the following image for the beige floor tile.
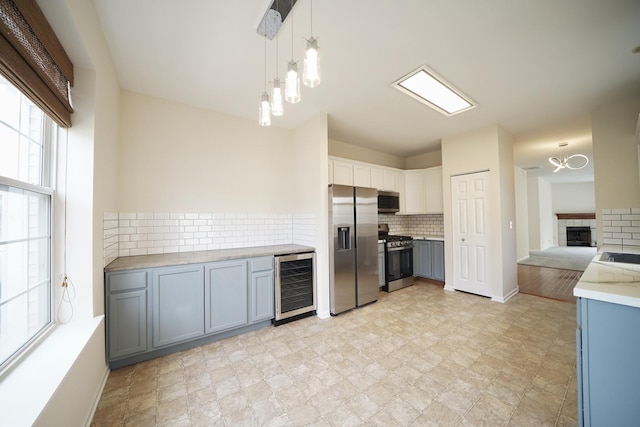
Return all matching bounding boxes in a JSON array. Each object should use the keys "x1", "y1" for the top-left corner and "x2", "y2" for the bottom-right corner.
[{"x1": 92, "y1": 285, "x2": 578, "y2": 426}]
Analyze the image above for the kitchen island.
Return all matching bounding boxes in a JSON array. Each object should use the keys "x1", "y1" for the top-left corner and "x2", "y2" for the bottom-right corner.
[
  {"x1": 573, "y1": 247, "x2": 640, "y2": 426},
  {"x1": 105, "y1": 244, "x2": 314, "y2": 368}
]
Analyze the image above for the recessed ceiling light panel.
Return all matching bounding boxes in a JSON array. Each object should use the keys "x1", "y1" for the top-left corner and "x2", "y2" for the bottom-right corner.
[{"x1": 392, "y1": 66, "x2": 477, "y2": 116}]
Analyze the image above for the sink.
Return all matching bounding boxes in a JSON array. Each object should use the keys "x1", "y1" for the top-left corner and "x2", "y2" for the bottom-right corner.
[{"x1": 599, "y1": 252, "x2": 640, "y2": 265}]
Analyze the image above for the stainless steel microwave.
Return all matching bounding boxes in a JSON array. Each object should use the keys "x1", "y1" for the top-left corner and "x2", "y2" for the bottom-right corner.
[{"x1": 378, "y1": 191, "x2": 400, "y2": 213}]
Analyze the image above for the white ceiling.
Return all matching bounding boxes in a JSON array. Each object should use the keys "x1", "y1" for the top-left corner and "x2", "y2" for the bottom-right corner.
[{"x1": 91, "y1": 0, "x2": 640, "y2": 183}]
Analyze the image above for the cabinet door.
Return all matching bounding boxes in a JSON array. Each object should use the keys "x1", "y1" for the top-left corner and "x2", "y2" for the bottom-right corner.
[
  {"x1": 152, "y1": 265, "x2": 205, "y2": 348},
  {"x1": 250, "y1": 270, "x2": 274, "y2": 323},
  {"x1": 425, "y1": 166, "x2": 444, "y2": 214},
  {"x1": 431, "y1": 241, "x2": 445, "y2": 281},
  {"x1": 403, "y1": 171, "x2": 426, "y2": 214},
  {"x1": 371, "y1": 168, "x2": 384, "y2": 190},
  {"x1": 412, "y1": 242, "x2": 421, "y2": 277},
  {"x1": 581, "y1": 299, "x2": 640, "y2": 426},
  {"x1": 205, "y1": 260, "x2": 248, "y2": 334},
  {"x1": 108, "y1": 290, "x2": 147, "y2": 359},
  {"x1": 333, "y1": 160, "x2": 353, "y2": 186},
  {"x1": 416, "y1": 241, "x2": 433, "y2": 278},
  {"x1": 383, "y1": 170, "x2": 398, "y2": 192},
  {"x1": 353, "y1": 164, "x2": 371, "y2": 187}
]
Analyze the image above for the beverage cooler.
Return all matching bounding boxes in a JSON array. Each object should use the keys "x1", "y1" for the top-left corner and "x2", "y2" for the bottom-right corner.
[{"x1": 273, "y1": 252, "x2": 316, "y2": 325}]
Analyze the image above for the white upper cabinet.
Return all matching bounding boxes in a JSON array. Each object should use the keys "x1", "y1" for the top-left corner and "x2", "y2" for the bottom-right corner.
[
  {"x1": 329, "y1": 156, "x2": 401, "y2": 192},
  {"x1": 332, "y1": 159, "x2": 353, "y2": 186},
  {"x1": 402, "y1": 170, "x2": 426, "y2": 214},
  {"x1": 370, "y1": 167, "x2": 385, "y2": 190},
  {"x1": 353, "y1": 164, "x2": 372, "y2": 187},
  {"x1": 399, "y1": 166, "x2": 443, "y2": 215},
  {"x1": 383, "y1": 170, "x2": 400, "y2": 192}
]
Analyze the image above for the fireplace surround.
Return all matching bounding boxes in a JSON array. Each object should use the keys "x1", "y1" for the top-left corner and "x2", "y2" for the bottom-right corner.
[{"x1": 556, "y1": 213, "x2": 595, "y2": 247}]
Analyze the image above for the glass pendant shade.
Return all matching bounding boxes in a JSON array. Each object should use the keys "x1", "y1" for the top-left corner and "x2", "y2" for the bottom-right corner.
[
  {"x1": 259, "y1": 92, "x2": 271, "y2": 126},
  {"x1": 285, "y1": 60, "x2": 301, "y2": 103},
  {"x1": 303, "y1": 37, "x2": 321, "y2": 88},
  {"x1": 272, "y1": 78, "x2": 284, "y2": 116}
]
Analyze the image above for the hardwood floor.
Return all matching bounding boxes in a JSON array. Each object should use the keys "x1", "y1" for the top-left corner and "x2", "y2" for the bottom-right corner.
[{"x1": 517, "y1": 264, "x2": 582, "y2": 303}]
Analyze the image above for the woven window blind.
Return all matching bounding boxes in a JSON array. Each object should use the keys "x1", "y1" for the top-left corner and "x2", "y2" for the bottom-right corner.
[{"x1": 0, "y1": 0, "x2": 74, "y2": 127}]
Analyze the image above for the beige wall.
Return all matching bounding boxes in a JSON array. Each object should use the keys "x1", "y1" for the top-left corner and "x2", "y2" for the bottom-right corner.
[
  {"x1": 592, "y1": 94, "x2": 640, "y2": 246},
  {"x1": 328, "y1": 138, "x2": 404, "y2": 169},
  {"x1": 118, "y1": 91, "x2": 296, "y2": 213},
  {"x1": 552, "y1": 182, "x2": 595, "y2": 213},
  {"x1": 404, "y1": 149, "x2": 442, "y2": 169},
  {"x1": 514, "y1": 167, "x2": 530, "y2": 260},
  {"x1": 292, "y1": 114, "x2": 330, "y2": 317},
  {"x1": 527, "y1": 176, "x2": 554, "y2": 250},
  {"x1": 441, "y1": 125, "x2": 517, "y2": 302}
]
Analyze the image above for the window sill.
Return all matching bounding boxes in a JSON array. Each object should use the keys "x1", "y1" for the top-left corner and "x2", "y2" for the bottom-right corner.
[{"x1": 0, "y1": 316, "x2": 106, "y2": 426}]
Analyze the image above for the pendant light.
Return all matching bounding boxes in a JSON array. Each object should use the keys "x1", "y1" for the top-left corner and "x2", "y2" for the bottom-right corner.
[
  {"x1": 259, "y1": 33, "x2": 271, "y2": 126},
  {"x1": 285, "y1": 0, "x2": 301, "y2": 103},
  {"x1": 303, "y1": 0, "x2": 320, "y2": 88},
  {"x1": 548, "y1": 142, "x2": 589, "y2": 172},
  {"x1": 271, "y1": 1, "x2": 284, "y2": 116}
]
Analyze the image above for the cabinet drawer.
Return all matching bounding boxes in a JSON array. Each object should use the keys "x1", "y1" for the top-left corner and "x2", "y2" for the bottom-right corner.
[
  {"x1": 250, "y1": 256, "x2": 273, "y2": 272},
  {"x1": 108, "y1": 270, "x2": 147, "y2": 292}
]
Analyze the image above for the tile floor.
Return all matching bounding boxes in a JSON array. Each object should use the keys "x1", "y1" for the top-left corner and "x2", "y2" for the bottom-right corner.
[{"x1": 92, "y1": 281, "x2": 578, "y2": 426}]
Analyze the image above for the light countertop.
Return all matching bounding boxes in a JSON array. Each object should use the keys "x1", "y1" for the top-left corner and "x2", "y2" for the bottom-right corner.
[
  {"x1": 105, "y1": 244, "x2": 315, "y2": 272},
  {"x1": 413, "y1": 236, "x2": 445, "y2": 241},
  {"x1": 573, "y1": 246, "x2": 640, "y2": 308}
]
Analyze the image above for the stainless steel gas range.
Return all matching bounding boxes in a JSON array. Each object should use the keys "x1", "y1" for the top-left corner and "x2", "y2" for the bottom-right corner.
[{"x1": 379, "y1": 224, "x2": 414, "y2": 292}]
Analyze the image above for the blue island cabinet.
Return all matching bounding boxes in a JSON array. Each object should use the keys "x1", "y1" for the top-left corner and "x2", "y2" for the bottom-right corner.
[{"x1": 577, "y1": 297, "x2": 640, "y2": 426}]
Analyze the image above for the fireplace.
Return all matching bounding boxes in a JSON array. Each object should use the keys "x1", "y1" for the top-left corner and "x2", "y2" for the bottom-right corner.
[{"x1": 567, "y1": 226, "x2": 591, "y2": 246}]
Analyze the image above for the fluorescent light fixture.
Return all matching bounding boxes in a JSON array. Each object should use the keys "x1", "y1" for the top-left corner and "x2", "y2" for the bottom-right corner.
[{"x1": 392, "y1": 66, "x2": 476, "y2": 116}]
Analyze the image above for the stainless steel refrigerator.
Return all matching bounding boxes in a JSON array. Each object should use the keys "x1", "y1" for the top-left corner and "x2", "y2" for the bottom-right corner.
[{"x1": 329, "y1": 184, "x2": 379, "y2": 315}]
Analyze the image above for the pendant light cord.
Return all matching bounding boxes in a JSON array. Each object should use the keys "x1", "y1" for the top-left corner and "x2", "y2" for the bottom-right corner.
[
  {"x1": 275, "y1": 0, "x2": 279, "y2": 76},
  {"x1": 310, "y1": 0, "x2": 313, "y2": 36},
  {"x1": 290, "y1": 0, "x2": 294, "y2": 58},
  {"x1": 264, "y1": 32, "x2": 267, "y2": 90}
]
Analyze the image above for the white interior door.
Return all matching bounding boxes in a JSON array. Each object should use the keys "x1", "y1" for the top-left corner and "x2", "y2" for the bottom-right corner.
[{"x1": 451, "y1": 171, "x2": 492, "y2": 297}]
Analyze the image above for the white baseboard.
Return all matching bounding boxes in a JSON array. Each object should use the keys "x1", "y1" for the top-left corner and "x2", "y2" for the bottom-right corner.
[
  {"x1": 84, "y1": 366, "x2": 110, "y2": 427},
  {"x1": 492, "y1": 286, "x2": 519, "y2": 303}
]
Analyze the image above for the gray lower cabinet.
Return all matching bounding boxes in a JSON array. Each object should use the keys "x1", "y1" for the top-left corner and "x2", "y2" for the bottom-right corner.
[
  {"x1": 205, "y1": 260, "x2": 248, "y2": 334},
  {"x1": 250, "y1": 257, "x2": 274, "y2": 322},
  {"x1": 106, "y1": 270, "x2": 148, "y2": 360},
  {"x1": 152, "y1": 265, "x2": 205, "y2": 348},
  {"x1": 105, "y1": 256, "x2": 275, "y2": 368},
  {"x1": 413, "y1": 240, "x2": 444, "y2": 281},
  {"x1": 577, "y1": 297, "x2": 640, "y2": 426},
  {"x1": 431, "y1": 241, "x2": 444, "y2": 281},
  {"x1": 378, "y1": 243, "x2": 385, "y2": 287}
]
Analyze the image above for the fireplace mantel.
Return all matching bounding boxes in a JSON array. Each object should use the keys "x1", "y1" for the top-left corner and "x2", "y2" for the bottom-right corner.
[{"x1": 555, "y1": 213, "x2": 596, "y2": 220}]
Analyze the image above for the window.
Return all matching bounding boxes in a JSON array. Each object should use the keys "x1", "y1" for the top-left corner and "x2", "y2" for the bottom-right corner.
[{"x1": 0, "y1": 73, "x2": 55, "y2": 370}]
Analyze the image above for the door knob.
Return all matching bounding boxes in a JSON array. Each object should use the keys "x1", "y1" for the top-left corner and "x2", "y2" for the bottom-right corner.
[{"x1": 461, "y1": 238, "x2": 465, "y2": 242}]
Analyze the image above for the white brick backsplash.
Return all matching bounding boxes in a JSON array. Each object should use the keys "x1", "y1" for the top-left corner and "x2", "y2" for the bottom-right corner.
[
  {"x1": 104, "y1": 211, "x2": 317, "y2": 264},
  {"x1": 378, "y1": 213, "x2": 444, "y2": 237},
  {"x1": 612, "y1": 208, "x2": 631, "y2": 214},
  {"x1": 601, "y1": 208, "x2": 640, "y2": 248}
]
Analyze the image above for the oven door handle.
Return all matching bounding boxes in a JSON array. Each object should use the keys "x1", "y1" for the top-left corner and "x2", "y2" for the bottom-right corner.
[{"x1": 387, "y1": 246, "x2": 412, "y2": 252}]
